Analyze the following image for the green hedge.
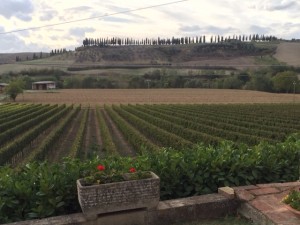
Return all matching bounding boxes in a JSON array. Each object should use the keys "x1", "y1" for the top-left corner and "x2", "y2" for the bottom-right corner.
[{"x1": 0, "y1": 134, "x2": 299, "y2": 223}]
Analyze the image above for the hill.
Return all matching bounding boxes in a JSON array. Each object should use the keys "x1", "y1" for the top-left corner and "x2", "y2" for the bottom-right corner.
[
  {"x1": 73, "y1": 41, "x2": 277, "y2": 68},
  {"x1": 3, "y1": 41, "x2": 300, "y2": 75},
  {"x1": 0, "y1": 41, "x2": 282, "y2": 74}
]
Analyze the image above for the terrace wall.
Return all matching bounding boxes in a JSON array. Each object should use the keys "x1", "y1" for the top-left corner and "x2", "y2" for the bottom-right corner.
[{"x1": 5, "y1": 193, "x2": 238, "y2": 225}]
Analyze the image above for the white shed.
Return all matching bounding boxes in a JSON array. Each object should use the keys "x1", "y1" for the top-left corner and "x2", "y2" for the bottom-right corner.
[
  {"x1": 32, "y1": 81, "x2": 56, "y2": 90},
  {"x1": 0, "y1": 83, "x2": 8, "y2": 92}
]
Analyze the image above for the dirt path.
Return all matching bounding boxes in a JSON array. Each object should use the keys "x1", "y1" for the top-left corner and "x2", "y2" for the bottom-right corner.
[
  {"x1": 102, "y1": 109, "x2": 135, "y2": 157},
  {"x1": 83, "y1": 108, "x2": 104, "y2": 159},
  {"x1": 47, "y1": 110, "x2": 83, "y2": 162},
  {"x1": 19, "y1": 89, "x2": 300, "y2": 106}
]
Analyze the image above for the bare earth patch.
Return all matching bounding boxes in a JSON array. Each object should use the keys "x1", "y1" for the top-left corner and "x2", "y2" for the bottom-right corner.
[
  {"x1": 15, "y1": 89, "x2": 300, "y2": 106},
  {"x1": 181, "y1": 56, "x2": 257, "y2": 69},
  {"x1": 274, "y1": 42, "x2": 300, "y2": 67}
]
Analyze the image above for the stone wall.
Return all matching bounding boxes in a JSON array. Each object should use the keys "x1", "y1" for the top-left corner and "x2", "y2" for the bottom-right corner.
[{"x1": 5, "y1": 193, "x2": 238, "y2": 225}]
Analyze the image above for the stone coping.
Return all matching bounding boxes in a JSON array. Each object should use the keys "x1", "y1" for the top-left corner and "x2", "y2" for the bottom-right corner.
[{"x1": 4, "y1": 193, "x2": 238, "y2": 225}]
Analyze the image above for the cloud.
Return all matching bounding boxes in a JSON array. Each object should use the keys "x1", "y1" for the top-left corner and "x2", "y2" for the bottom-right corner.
[
  {"x1": 250, "y1": 0, "x2": 299, "y2": 11},
  {"x1": 105, "y1": 4, "x2": 145, "y2": 19},
  {"x1": 50, "y1": 36, "x2": 59, "y2": 41},
  {"x1": 64, "y1": 6, "x2": 93, "y2": 14},
  {"x1": 249, "y1": 25, "x2": 271, "y2": 34},
  {"x1": 0, "y1": 0, "x2": 33, "y2": 21},
  {"x1": 0, "y1": 1, "x2": 299, "y2": 53},
  {"x1": 179, "y1": 25, "x2": 238, "y2": 35},
  {"x1": 180, "y1": 25, "x2": 201, "y2": 32},
  {"x1": 99, "y1": 4, "x2": 145, "y2": 23},
  {"x1": 106, "y1": 5, "x2": 131, "y2": 12},
  {"x1": 40, "y1": 9, "x2": 58, "y2": 21},
  {"x1": 280, "y1": 22, "x2": 300, "y2": 39},
  {"x1": 206, "y1": 26, "x2": 239, "y2": 35},
  {"x1": 161, "y1": 8, "x2": 193, "y2": 22},
  {"x1": 69, "y1": 27, "x2": 96, "y2": 37},
  {"x1": 268, "y1": 1, "x2": 298, "y2": 11},
  {"x1": 0, "y1": 25, "x2": 54, "y2": 53},
  {"x1": 15, "y1": 12, "x2": 32, "y2": 21},
  {"x1": 103, "y1": 17, "x2": 132, "y2": 23},
  {"x1": 0, "y1": 26, "x2": 33, "y2": 52}
]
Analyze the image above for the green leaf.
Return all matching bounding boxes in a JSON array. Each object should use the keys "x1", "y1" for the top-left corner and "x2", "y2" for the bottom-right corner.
[
  {"x1": 36, "y1": 191, "x2": 46, "y2": 196},
  {"x1": 252, "y1": 170, "x2": 258, "y2": 179},
  {"x1": 27, "y1": 212, "x2": 39, "y2": 219},
  {"x1": 56, "y1": 201, "x2": 65, "y2": 208}
]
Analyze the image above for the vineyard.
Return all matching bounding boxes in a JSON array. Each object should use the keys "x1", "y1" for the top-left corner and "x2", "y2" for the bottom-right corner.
[
  {"x1": 1, "y1": 102, "x2": 300, "y2": 222},
  {"x1": 0, "y1": 102, "x2": 299, "y2": 166}
]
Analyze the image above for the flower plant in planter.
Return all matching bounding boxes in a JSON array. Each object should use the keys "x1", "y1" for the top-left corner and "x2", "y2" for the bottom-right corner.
[
  {"x1": 81, "y1": 164, "x2": 153, "y2": 186},
  {"x1": 77, "y1": 164, "x2": 160, "y2": 217},
  {"x1": 282, "y1": 188, "x2": 300, "y2": 212}
]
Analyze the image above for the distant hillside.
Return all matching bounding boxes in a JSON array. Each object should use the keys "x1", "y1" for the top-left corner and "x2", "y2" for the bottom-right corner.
[
  {"x1": 3, "y1": 41, "x2": 300, "y2": 75},
  {"x1": 0, "y1": 52, "x2": 50, "y2": 64},
  {"x1": 1, "y1": 41, "x2": 300, "y2": 92},
  {"x1": 74, "y1": 41, "x2": 276, "y2": 66}
]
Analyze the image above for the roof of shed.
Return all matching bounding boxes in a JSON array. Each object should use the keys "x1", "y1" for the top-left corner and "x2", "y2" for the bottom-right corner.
[{"x1": 32, "y1": 81, "x2": 56, "y2": 84}]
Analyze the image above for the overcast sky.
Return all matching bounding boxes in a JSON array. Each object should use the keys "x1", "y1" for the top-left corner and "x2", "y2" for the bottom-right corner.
[{"x1": 0, "y1": 0, "x2": 299, "y2": 53}]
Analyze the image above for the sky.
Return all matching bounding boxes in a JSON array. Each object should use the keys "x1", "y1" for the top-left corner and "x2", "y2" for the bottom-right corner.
[{"x1": 0, "y1": 0, "x2": 299, "y2": 53}]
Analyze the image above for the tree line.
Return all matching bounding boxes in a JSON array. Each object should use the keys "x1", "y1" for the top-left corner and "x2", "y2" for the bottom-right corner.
[
  {"x1": 2, "y1": 67, "x2": 299, "y2": 100},
  {"x1": 15, "y1": 52, "x2": 44, "y2": 62},
  {"x1": 15, "y1": 49, "x2": 67, "y2": 62},
  {"x1": 50, "y1": 48, "x2": 67, "y2": 56},
  {"x1": 81, "y1": 34, "x2": 278, "y2": 47}
]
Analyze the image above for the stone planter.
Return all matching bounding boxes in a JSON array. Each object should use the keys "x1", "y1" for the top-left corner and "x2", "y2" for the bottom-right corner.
[{"x1": 77, "y1": 171, "x2": 160, "y2": 216}]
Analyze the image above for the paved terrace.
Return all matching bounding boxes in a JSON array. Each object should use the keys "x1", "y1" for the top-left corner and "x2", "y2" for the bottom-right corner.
[{"x1": 220, "y1": 181, "x2": 300, "y2": 225}]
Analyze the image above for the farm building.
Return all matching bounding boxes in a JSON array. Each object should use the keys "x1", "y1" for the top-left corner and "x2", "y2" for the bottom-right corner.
[
  {"x1": 32, "y1": 81, "x2": 56, "y2": 90},
  {"x1": 0, "y1": 83, "x2": 8, "y2": 92}
]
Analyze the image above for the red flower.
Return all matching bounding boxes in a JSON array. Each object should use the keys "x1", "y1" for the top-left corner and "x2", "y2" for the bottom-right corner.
[
  {"x1": 97, "y1": 165, "x2": 105, "y2": 171},
  {"x1": 129, "y1": 167, "x2": 136, "y2": 173}
]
